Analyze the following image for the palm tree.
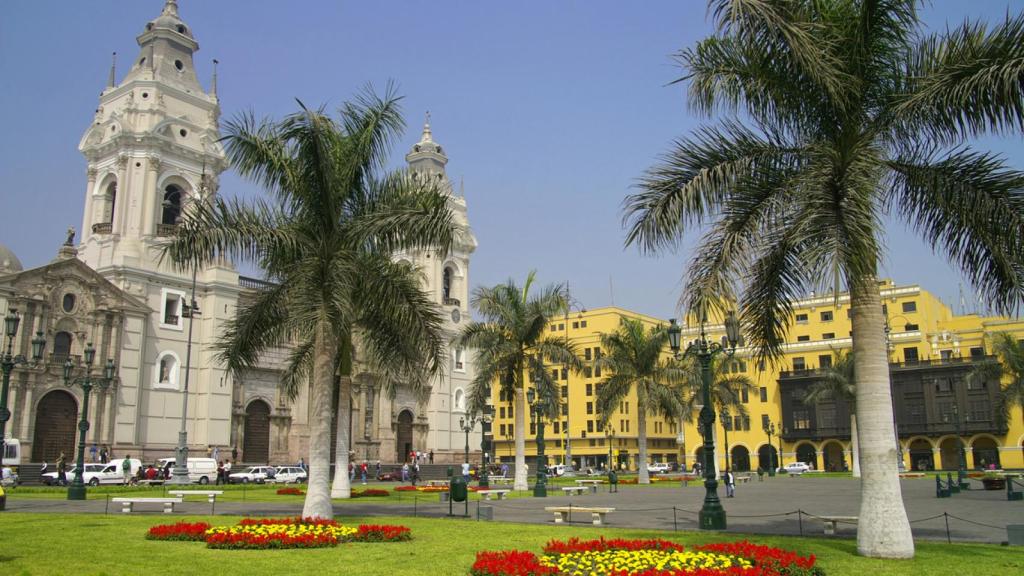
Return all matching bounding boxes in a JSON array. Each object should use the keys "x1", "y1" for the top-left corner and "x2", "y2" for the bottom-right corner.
[
  {"x1": 803, "y1": 350, "x2": 859, "y2": 477},
  {"x1": 459, "y1": 273, "x2": 580, "y2": 491},
  {"x1": 623, "y1": 0, "x2": 1024, "y2": 558},
  {"x1": 677, "y1": 352, "x2": 756, "y2": 476},
  {"x1": 593, "y1": 317, "x2": 683, "y2": 484},
  {"x1": 163, "y1": 89, "x2": 456, "y2": 519},
  {"x1": 968, "y1": 333, "x2": 1024, "y2": 431}
]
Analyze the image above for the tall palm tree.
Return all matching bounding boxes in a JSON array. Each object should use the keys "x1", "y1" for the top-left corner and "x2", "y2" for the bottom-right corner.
[
  {"x1": 678, "y1": 352, "x2": 756, "y2": 475},
  {"x1": 459, "y1": 273, "x2": 580, "y2": 491},
  {"x1": 593, "y1": 317, "x2": 683, "y2": 484},
  {"x1": 968, "y1": 333, "x2": 1024, "y2": 431},
  {"x1": 163, "y1": 89, "x2": 455, "y2": 519},
  {"x1": 803, "y1": 349, "x2": 860, "y2": 476},
  {"x1": 623, "y1": 0, "x2": 1024, "y2": 558}
]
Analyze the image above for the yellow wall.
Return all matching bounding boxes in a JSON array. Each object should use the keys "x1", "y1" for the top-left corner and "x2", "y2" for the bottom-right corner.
[{"x1": 490, "y1": 281, "x2": 1024, "y2": 471}]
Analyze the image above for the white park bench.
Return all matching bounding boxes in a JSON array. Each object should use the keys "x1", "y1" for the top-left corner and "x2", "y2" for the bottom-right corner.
[
  {"x1": 575, "y1": 479, "x2": 603, "y2": 493},
  {"x1": 546, "y1": 506, "x2": 615, "y2": 526},
  {"x1": 819, "y1": 515, "x2": 859, "y2": 535},
  {"x1": 561, "y1": 486, "x2": 588, "y2": 496},
  {"x1": 476, "y1": 489, "x2": 511, "y2": 501},
  {"x1": 167, "y1": 490, "x2": 224, "y2": 504},
  {"x1": 111, "y1": 497, "x2": 182, "y2": 514},
  {"x1": 426, "y1": 480, "x2": 449, "y2": 487},
  {"x1": 735, "y1": 475, "x2": 752, "y2": 484}
]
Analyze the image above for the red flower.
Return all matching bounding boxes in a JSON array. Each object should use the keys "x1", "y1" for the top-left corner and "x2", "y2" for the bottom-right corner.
[
  {"x1": 352, "y1": 489, "x2": 391, "y2": 498},
  {"x1": 352, "y1": 524, "x2": 412, "y2": 542},
  {"x1": 237, "y1": 516, "x2": 337, "y2": 527},
  {"x1": 145, "y1": 522, "x2": 211, "y2": 541},
  {"x1": 276, "y1": 487, "x2": 304, "y2": 495},
  {"x1": 470, "y1": 550, "x2": 557, "y2": 576}
]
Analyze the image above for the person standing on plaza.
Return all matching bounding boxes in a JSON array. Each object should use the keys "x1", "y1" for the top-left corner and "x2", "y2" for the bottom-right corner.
[
  {"x1": 121, "y1": 455, "x2": 133, "y2": 486},
  {"x1": 89, "y1": 444, "x2": 98, "y2": 463},
  {"x1": 428, "y1": 450, "x2": 434, "y2": 464},
  {"x1": 401, "y1": 462, "x2": 409, "y2": 482},
  {"x1": 99, "y1": 445, "x2": 108, "y2": 463},
  {"x1": 360, "y1": 461, "x2": 368, "y2": 485},
  {"x1": 212, "y1": 446, "x2": 220, "y2": 463},
  {"x1": 724, "y1": 469, "x2": 735, "y2": 498},
  {"x1": 56, "y1": 452, "x2": 67, "y2": 486}
]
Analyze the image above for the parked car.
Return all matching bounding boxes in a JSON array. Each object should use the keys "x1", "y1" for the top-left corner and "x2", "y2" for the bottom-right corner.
[
  {"x1": 647, "y1": 462, "x2": 672, "y2": 474},
  {"x1": 42, "y1": 459, "x2": 141, "y2": 486},
  {"x1": 378, "y1": 468, "x2": 403, "y2": 481},
  {"x1": 156, "y1": 457, "x2": 219, "y2": 484},
  {"x1": 274, "y1": 466, "x2": 308, "y2": 484},
  {"x1": 780, "y1": 462, "x2": 811, "y2": 475},
  {"x1": 228, "y1": 465, "x2": 277, "y2": 484}
]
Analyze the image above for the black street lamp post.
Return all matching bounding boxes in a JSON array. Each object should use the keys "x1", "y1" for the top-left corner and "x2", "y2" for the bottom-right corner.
[
  {"x1": 460, "y1": 408, "x2": 492, "y2": 487},
  {"x1": 721, "y1": 409, "x2": 731, "y2": 473},
  {"x1": 668, "y1": 311, "x2": 742, "y2": 531},
  {"x1": 169, "y1": 265, "x2": 200, "y2": 485},
  {"x1": 63, "y1": 342, "x2": 116, "y2": 500},
  {"x1": 1, "y1": 310, "x2": 45, "y2": 500},
  {"x1": 526, "y1": 386, "x2": 548, "y2": 497},
  {"x1": 604, "y1": 423, "x2": 615, "y2": 471},
  {"x1": 950, "y1": 404, "x2": 968, "y2": 486},
  {"x1": 763, "y1": 419, "x2": 777, "y2": 477}
]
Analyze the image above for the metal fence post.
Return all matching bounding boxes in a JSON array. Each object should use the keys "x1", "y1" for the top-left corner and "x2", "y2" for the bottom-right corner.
[
  {"x1": 797, "y1": 509, "x2": 803, "y2": 536},
  {"x1": 673, "y1": 507, "x2": 678, "y2": 531},
  {"x1": 944, "y1": 512, "x2": 951, "y2": 544}
]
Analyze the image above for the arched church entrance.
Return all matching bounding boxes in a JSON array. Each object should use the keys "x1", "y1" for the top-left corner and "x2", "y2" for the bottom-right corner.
[
  {"x1": 939, "y1": 437, "x2": 963, "y2": 470},
  {"x1": 758, "y1": 445, "x2": 778, "y2": 471},
  {"x1": 909, "y1": 438, "x2": 934, "y2": 471},
  {"x1": 730, "y1": 445, "x2": 750, "y2": 472},
  {"x1": 396, "y1": 410, "x2": 414, "y2": 462},
  {"x1": 32, "y1": 390, "x2": 78, "y2": 463},
  {"x1": 821, "y1": 441, "x2": 846, "y2": 472},
  {"x1": 971, "y1": 437, "x2": 1000, "y2": 469},
  {"x1": 243, "y1": 400, "x2": 271, "y2": 464},
  {"x1": 795, "y1": 443, "x2": 817, "y2": 469}
]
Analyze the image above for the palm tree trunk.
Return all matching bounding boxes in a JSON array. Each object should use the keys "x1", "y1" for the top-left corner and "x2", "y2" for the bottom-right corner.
[
  {"x1": 302, "y1": 325, "x2": 338, "y2": 519},
  {"x1": 330, "y1": 375, "x2": 352, "y2": 499},
  {"x1": 637, "y1": 407, "x2": 650, "y2": 484},
  {"x1": 514, "y1": 385, "x2": 528, "y2": 491},
  {"x1": 850, "y1": 414, "x2": 861, "y2": 478},
  {"x1": 850, "y1": 277, "x2": 913, "y2": 558}
]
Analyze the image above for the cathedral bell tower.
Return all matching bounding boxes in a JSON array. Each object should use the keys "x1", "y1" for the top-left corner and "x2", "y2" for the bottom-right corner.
[{"x1": 78, "y1": 0, "x2": 227, "y2": 272}]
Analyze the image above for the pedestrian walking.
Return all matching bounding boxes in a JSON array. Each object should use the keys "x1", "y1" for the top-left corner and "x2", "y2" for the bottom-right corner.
[
  {"x1": 212, "y1": 446, "x2": 220, "y2": 462},
  {"x1": 99, "y1": 445, "x2": 108, "y2": 463},
  {"x1": 89, "y1": 444, "x2": 98, "y2": 462},
  {"x1": 724, "y1": 469, "x2": 735, "y2": 498},
  {"x1": 402, "y1": 462, "x2": 409, "y2": 482},
  {"x1": 349, "y1": 461, "x2": 355, "y2": 482},
  {"x1": 375, "y1": 461, "x2": 381, "y2": 480},
  {"x1": 56, "y1": 452, "x2": 67, "y2": 486},
  {"x1": 428, "y1": 450, "x2": 434, "y2": 464},
  {"x1": 360, "y1": 461, "x2": 368, "y2": 485}
]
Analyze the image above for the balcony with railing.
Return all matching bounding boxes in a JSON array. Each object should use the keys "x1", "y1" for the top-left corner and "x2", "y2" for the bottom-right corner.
[
  {"x1": 156, "y1": 223, "x2": 178, "y2": 237},
  {"x1": 91, "y1": 222, "x2": 112, "y2": 234},
  {"x1": 443, "y1": 297, "x2": 461, "y2": 307},
  {"x1": 239, "y1": 276, "x2": 277, "y2": 290}
]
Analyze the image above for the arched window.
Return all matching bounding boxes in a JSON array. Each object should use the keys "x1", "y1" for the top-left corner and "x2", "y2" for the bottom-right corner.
[
  {"x1": 103, "y1": 181, "x2": 117, "y2": 224},
  {"x1": 443, "y1": 267, "x2": 453, "y2": 300},
  {"x1": 53, "y1": 331, "x2": 72, "y2": 361},
  {"x1": 454, "y1": 388, "x2": 466, "y2": 412},
  {"x1": 161, "y1": 184, "x2": 182, "y2": 225}
]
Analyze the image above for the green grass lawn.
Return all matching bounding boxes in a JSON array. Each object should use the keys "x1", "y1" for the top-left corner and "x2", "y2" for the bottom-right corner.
[{"x1": 0, "y1": 512, "x2": 1020, "y2": 575}]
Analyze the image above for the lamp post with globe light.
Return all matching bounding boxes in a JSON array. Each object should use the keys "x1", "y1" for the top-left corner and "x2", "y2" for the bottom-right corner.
[
  {"x1": 1, "y1": 309, "x2": 46, "y2": 502},
  {"x1": 63, "y1": 343, "x2": 116, "y2": 500},
  {"x1": 668, "y1": 310, "x2": 742, "y2": 530}
]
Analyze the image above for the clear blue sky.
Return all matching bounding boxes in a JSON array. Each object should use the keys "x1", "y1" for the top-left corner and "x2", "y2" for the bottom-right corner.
[{"x1": 2, "y1": 1, "x2": 1021, "y2": 319}]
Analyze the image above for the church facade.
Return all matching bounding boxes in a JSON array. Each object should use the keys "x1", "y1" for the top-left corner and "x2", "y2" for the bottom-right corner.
[{"x1": 0, "y1": 0, "x2": 480, "y2": 469}]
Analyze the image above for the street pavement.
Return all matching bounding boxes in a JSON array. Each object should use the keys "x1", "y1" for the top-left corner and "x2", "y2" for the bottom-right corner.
[{"x1": 7, "y1": 475, "x2": 1020, "y2": 543}]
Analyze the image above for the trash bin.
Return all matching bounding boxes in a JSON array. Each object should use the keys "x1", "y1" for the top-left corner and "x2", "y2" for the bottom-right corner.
[
  {"x1": 1008, "y1": 525, "x2": 1024, "y2": 546},
  {"x1": 450, "y1": 476, "x2": 468, "y2": 503}
]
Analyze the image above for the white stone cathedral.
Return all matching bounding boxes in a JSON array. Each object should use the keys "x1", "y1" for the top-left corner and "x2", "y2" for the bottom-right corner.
[{"x1": 0, "y1": 0, "x2": 480, "y2": 469}]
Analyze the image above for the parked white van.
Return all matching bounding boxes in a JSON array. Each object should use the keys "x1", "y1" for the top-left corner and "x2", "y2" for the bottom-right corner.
[{"x1": 156, "y1": 457, "x2": 219, "y2": 484}]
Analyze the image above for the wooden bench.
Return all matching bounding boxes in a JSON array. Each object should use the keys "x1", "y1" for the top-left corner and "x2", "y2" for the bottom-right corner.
[
  {"x1": 561, "y1": 486, "x2": 588, "y2": 496},
  {"x1": 818, "y1": 515, "x2": 858, "y2": 535},
  {"x1": 546, "y1": 506, "x2": 615, "y2": 526},
  {"x1": 735, "y1": 475, "x2": 752, "y2": 484},
  {"x1": 167, "y1": 490, "x2": 224, "y2": 504},
  {"x1": 111, "y1": 497, "x2": 182, "y2": 514},
  {"x1": 477, "y1": 489, "x2": 511, "y2": 501}
]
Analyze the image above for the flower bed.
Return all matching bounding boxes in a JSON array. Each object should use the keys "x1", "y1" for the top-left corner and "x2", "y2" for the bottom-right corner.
[
  {"x1": 276, "y1": 487, "x2": 305, "y2": 495},
  {"x1": 146, "y1": 521, "x2": 211, "y2": 541},
  {"x1": 470, "y1": 538, "x2": 822, "y2": 576},
  {"x1": 147, "y1": 517, "x2": 412, "y2": 550},
  {"x1": 352, "y1": 488, "x2": 391, "y2": 498}
]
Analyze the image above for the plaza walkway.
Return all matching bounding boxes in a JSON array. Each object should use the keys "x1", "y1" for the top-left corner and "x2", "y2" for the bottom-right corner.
[{"x1": 7, "y1": 476, "x2": 1019, "y2": 543}]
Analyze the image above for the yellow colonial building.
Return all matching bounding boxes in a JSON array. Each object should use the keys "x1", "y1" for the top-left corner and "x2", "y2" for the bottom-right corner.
[{"x1": 490, "y1": 280, "x2": 1024, "y2": 472}]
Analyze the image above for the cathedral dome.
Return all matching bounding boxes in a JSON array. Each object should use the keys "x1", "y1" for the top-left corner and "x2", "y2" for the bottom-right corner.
[{"x1": 0, "y1": 243, "x2": 23, "y2": 273}]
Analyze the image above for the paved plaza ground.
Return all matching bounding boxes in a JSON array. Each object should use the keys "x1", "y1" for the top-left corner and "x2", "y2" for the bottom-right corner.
[{"x1": 7, "y1": 475, "x2": 1021, "y2": 543}]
